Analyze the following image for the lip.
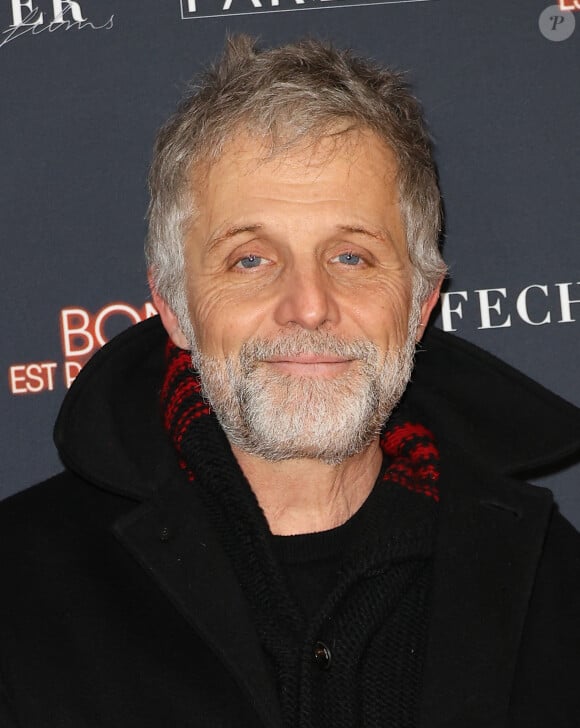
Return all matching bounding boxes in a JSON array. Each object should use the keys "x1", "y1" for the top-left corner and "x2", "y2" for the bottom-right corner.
[
  {"x1": 262, "y1": 355, "x2": 354, "y2": 377},
  {"x1": 265, "y1": 354, "x2": 352, "y2": 364}
]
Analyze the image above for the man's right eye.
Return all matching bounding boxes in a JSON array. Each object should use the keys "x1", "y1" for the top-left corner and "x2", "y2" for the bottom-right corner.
[{"x1": 235, "y1": 255, "x2": 265, "y2": 269}]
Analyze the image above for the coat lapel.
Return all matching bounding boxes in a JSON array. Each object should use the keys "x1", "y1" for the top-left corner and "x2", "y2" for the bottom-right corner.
[
  {"x1": 113, "y1": 474, "x2": 283, "y2": 728},
  {"x1": 419, "y1": 445, "x2": 553, "y2": 728}
]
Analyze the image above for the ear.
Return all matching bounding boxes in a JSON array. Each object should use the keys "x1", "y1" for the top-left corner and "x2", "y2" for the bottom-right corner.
[
  {"x1": 148, "y1": 275, "x2": 190, "y2": 350},
  {"x1": 416, "y1": 278, "x2": 443, "y2": 343}
]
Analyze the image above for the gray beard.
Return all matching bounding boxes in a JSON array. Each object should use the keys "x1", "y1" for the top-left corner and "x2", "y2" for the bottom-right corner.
[{"x1": 187, "y1": 325, "x2": 419, "y2": 465}]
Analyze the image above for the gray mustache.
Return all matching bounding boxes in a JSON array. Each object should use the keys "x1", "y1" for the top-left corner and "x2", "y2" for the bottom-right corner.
[{"x1": 238, "y1": 332, "x2": 379, "y2": 364}]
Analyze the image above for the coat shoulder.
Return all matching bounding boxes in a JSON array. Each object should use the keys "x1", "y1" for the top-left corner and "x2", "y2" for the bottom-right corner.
[{"x1": 0, "y1": 470, "x2": 135, "y2": 537}]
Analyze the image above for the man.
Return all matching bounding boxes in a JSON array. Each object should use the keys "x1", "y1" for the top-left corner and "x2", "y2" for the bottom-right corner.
[{"x1": 1, "y1": 36, "x2": 579, "y2": 728}]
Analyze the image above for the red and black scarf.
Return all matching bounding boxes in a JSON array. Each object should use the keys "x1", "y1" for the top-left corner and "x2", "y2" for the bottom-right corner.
[{"x1": 161, "y1": 339, "x2": 440, "y2": 502}]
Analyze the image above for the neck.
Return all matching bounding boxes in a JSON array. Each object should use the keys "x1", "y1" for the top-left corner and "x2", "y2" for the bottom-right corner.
[{"x1": 231, "y1": 439, "x2": 383, "y2": 536}]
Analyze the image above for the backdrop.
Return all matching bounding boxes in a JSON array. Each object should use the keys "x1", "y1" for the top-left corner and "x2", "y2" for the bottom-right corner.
[{"x1": 2, "y1": 0, "x2": 579, "y2": 527}]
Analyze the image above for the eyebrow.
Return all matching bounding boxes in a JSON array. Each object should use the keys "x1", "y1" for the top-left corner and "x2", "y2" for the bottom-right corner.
[
  {"x1": 205, "y1": 224, "x2": 263, "y2": 253},
  {"x1": 336, "y1": 224, "x2": 395, "y2": 246}
]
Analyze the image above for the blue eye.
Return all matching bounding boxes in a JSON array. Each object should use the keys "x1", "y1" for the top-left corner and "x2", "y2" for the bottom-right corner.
[
  {"x1": 337, "y1": 252, "x2": 362, "y2": 265},
  {"x1": 236, "y1": 255, "x2": 264, "y2": 269}
]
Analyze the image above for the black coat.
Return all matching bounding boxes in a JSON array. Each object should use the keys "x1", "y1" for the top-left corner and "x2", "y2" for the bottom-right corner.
[{"x1": 1, "y1": 317, "x2": 579, "y2": 728}]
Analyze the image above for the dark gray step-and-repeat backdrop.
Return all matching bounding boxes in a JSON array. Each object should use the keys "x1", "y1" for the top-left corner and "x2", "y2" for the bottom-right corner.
[{"x1": 2, "y1": 1, "x2": 579, "y2": 526}]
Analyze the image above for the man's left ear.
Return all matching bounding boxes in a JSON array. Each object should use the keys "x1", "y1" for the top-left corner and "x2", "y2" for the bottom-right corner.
[
  {"x1": 416, "y1": 279, "x2": 443, "y2": 342},
  {"x1": 148, "y1": 274, "x2": 190, "y2": 350}
]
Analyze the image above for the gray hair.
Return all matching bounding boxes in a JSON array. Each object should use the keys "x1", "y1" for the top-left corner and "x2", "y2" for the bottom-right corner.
[{"x1": 146, "y1": 35, "x2": 446, "y2": 322}]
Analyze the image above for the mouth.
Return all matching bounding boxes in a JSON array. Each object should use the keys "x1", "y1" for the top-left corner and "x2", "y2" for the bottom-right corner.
[{"x1": 262, "y1": 354, "x2": 355, "y2": 377}]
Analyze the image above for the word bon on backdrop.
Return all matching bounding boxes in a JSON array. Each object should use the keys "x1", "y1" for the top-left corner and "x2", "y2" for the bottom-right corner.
[{"x1": 8, "y1": 303, "x2": 158, "y2": 395}]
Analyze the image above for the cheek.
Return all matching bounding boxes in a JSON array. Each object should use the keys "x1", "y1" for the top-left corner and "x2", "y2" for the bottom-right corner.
[
  {"x1": 351, "y1": 278, "x2": 415, "y2": 346},
  {"x1": 186, "y1": 283, "x2": 270, "y2": 357}
]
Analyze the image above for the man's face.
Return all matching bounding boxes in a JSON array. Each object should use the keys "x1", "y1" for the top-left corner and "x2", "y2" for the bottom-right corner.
[{"x1": 172, "y1": 129, "x2": 433, "y2": 462}]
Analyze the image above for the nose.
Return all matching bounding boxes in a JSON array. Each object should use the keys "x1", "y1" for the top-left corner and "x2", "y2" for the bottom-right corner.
[{"x1": 273, "y1": 260, "x2": 340, "y2": 330}]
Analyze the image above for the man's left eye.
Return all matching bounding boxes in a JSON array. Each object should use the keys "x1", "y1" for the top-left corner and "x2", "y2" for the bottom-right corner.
[
  {"x1": 334, "y1": 252, "x2": 362, "y2": 266},
  {"x1": 235, "y1": 255, "x2": 266, "y2": 269}
]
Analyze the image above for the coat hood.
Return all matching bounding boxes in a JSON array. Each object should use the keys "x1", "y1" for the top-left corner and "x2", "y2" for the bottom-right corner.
[{"x1": 54, "y1": 316, "x2": 580, "y2": 501}]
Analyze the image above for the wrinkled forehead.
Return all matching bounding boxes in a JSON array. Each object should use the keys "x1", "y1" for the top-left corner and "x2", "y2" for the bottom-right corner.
[{"x1": 187, "y1": 123, "x2": 399, "y2": 195}]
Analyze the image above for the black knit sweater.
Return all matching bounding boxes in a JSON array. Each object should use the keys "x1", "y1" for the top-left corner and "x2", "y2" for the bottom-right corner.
[{"x1": 162, "y1": 342, "x2": 439, "y2": 728}]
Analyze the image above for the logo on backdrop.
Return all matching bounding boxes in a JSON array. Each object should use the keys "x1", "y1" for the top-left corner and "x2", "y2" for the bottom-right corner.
[
  {"x1": 440, "y1": 281, "x2": 580, "y2": 333},
  {"x1": 1, "y1": 0, "x2": 114, "y2": 48},
  {"x1": 180, "y1": 0, "x2": 435, "y2": 21},
  {"x1": 8, "y1": 302, "x2": 157, "y2": 396},
  {"x1": 539, "y1": 4, "x2": 576, "y2": 41},
  {"x1": 559, "y1": 0, "x2": 579, "y2": 10},
  {"x1": 6, "y1": 281, "x2": 580, "y2": 395}
]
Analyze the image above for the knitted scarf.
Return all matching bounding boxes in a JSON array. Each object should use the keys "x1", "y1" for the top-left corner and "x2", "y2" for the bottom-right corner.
[{"x1": 161, "y1": 340, "x2": 440, "y2": 728}]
